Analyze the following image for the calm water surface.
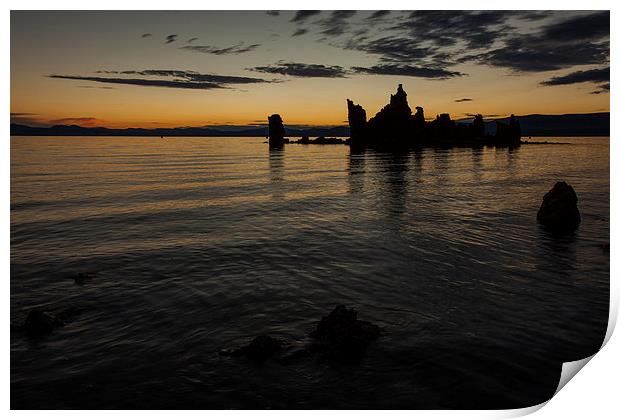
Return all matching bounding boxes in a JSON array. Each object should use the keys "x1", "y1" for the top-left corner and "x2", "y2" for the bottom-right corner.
[{"x1": 11, "y1": 136, "x2": 609, "y2": 408}]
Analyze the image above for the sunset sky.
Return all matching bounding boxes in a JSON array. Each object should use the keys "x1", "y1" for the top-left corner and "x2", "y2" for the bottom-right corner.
[{"x1": 10, "y1": 10, "x2": 610, "y2": 128}]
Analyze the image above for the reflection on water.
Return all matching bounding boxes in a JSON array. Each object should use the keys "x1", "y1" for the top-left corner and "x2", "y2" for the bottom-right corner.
[{"x1": 11, "y1": 136, "x2": 609, "y2": 409}]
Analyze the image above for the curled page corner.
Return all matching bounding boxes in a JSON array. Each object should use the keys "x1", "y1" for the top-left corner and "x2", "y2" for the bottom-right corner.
[
  {"x1": 554, "y1": 355, "x2": 595, "y2": 396},
  {"x1": 552, "y1": 294, "x2": 617, "y2": 398},
  {"x1": 500, "y1": 296, "x2": 617, "y2": 418}
]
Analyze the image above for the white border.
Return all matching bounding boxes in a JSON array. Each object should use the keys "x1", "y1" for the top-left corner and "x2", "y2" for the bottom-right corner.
[{"x1": 4, "y1": 1, "x2": 617, "y2": 418}]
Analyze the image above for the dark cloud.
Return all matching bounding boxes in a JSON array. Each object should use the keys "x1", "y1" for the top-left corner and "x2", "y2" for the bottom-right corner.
[
  {"x1": 541, "y1": 11, "x2": 609, "y2": 42},
  {"x1": 319, "y1": 10, "x2": 357, "y2": 36},
  {"x1": 343, "y1": 36, "x2": 438, "y2": 64},
  {"x1": 455, "y1": 98, "x2": 473, "y2": 102},
  {"x1": 471, "y1": 11, "x2": 609, "y2": 72},
  {"x1": 49, "y1": 69, "x2": 272, "y2": 90},
  {"x1": 395, "y1": 11, "x2": 511, "y2": 50},
  {"x1": 187, "y1": 37, "x2": 198, "y2": 43},
  {"x1": 181, "y1": 43, "x2": 260, "y2": 55},
  {"x1": 50, "y1": 75, "x2": 223, "y2": 90},
  {"x1": 98, "y1": 70, "x2": 268, "y2": 84},
  {"x1": 248, "y1": 62, "x2": 347, "y2": 78},
  {"x1": 11, "y1": 112, "x2": 44, "y2": 126},
  {"x1": 367, "y1": 10, "x2": 390, "y2": 21},
  {"x1": 351, "y1": 64, "x2": 465, "y2": 79},
  {"x1": 141, "y1": 33, "x2": 152, "y2": 38},
  {"x1": 165, "y1": 34, "x2": 178, "y2": 44},
  {"x1": 292, "y1": 28, "x2": 308, "y2": 37},
  {"x1": 591, "y1": 83, "x2": 610, "y2": 94},
  {"x1": 290, "y1": 11, "x2": 321, "y2": 23},
  {"x1": 338, "y1": 11, "x2": 608, "y2": 79},
  {"x1": 266, "y1": 11, "x2": 279, "y2": 17},
  {"x1": 512, "y1": 11, "x2": 554, "y2": 21},
  {"x1": 540, "y1": 67, "x2": 610, "y2": 86}
]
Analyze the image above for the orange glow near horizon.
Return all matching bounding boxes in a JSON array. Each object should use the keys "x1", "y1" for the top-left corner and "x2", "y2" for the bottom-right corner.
[{"x1": 10, "y1": 11, "x2": 610, "y2": 129}]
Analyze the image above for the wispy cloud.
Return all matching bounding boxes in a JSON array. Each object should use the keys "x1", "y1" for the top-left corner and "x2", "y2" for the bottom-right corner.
[
  {"x1": 591, "y1": 83, "x2": 610, "y2": 94},
  {"x1": 50, "y1": 117, "x2": 103, "y2": 126},
  {"x1": 292, "y1": 28, "x2": 308, "y2": 37},
  {"x1": 366, "y1": 10, "x2": 390, "y2": 21},
  {"x1": 470, "y1": 11, "x2": 609, "y2": 72},
  {"x1": 248, "y1": 62, "x2": 347, "y2": 78},
  {"x1": 290, "y1": 10, "x2": 321, "y2": 23},
  {"x1": 351, "y1": 64, "x2": 465, "y2": 79},
  {"x1": 77, "y1": 85, "x2": 115, "y2": 89},
  {"x1": 332, "y1": 10, "x2": 608, "y2": 83},
  {"x1": 181, "y1": 42, "x2": 260, "y2": 55},
  {"x1": 540, "y1": 67, "x2": 609, "y2": 86},
  {"x1": 318, "y1": 10, "x2": 357, "y2": 36},
  {"x1": 11, "y1": 112, "x2": 45, "y2": 126},
  {"x1": 49, "y1": 69, "x2": 273, "y2": 90}
]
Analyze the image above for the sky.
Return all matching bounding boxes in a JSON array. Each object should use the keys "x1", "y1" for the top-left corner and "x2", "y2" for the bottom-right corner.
[{"x1": 10, "y1": 10, "x2": 610, "y2": 128}]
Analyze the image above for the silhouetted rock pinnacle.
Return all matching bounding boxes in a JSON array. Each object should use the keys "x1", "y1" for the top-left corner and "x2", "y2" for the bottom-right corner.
[
  {"x1": 473, "y1": 114, "x2": 485, "y2": 138},
  {"x1": 347, "y1": 99, "x2": 367, "y2": 141},
  {"x1": 347, "y1": 84, "x2": 522, "y2": 149},
  {"x1": 495, "y1": 114, "x2": 521, "y2": 146},
  {"x1": 268, "y1": 114, "x2": 285, "y2": 147}
]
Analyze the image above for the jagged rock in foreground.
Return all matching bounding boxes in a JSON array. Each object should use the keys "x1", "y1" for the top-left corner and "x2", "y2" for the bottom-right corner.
[
  {"x1": 20, "y1": 307, "x2": 82, "y2": 337},
  {"x1": 227, "y1": 305, "x2": 380, "y2": 365},
  {"x1": 231, "y1": 335, "x2": 283, "y2": 362},
  {"x1": 23, "y1": 309, "x2": 64, "y2": 337},
  {"x1": 537, "y1": 181, "x2": 581, "y2": 232},
  {"x1": 268, "y1": 114, "x2": 286, "y2": 147},
  {"x1": 310, "y1": 305, "x2": 380, "y2": 363}
]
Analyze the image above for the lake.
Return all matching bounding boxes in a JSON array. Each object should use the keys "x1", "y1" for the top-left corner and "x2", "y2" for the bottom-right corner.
[{"x1": 10, "y1": 136, "x2": 609, "y2": 409}]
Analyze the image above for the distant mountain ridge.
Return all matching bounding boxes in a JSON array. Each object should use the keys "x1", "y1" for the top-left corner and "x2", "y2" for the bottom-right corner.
[{"x1": 10, "y1": 112, "x2": 609, "y2": 137}]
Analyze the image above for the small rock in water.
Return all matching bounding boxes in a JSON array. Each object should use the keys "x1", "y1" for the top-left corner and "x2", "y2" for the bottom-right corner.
[
  {"x1": 70, "y1": 272, "x2": 94, "y2": 285},
  {"x1": 310, "y1": 305, "x2": 380, "y2": 363},
  {"x1": 23, "y1": 309, "x2": 64, "y2": 337},
  {"x1": 537, "y1": 181, "x2": 581, "y2": 232},
  {"x1": 231, "y1": 335, "x2": 283, "y2": 362}
]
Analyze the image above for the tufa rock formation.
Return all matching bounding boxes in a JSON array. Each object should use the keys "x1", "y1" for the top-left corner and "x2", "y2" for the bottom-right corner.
[
  {"x1": 268, "y1": 114, "x2": 286, "y2": 147},
  {"x1": 347, "y1": 84, "x2": 522, "y2": 149},
  {"x1": 537, "y1": 181, "x2": 581, "y2": 232},
  {"x1": 495, "y1": 114, "x2": 522, "y2": 146},
  {"x1": 347, "y1": 99, "x2": 367, "y2": 140}
]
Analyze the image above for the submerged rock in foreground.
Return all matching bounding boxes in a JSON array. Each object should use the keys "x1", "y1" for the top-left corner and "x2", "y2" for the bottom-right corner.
[
  {"x1": 231, "y1": 335, "x2": 283, "y2": 362},
  {"x1": 537, "y1": 181, "x2": 581, "y2": 232},
  {"x1": 23, "y1": 309, "x2": 64, "y2": 337},
  {"x1": 310, "y1": 305, "x2": 380, "y2": 363},
  {"x1": 227, "y1": 305, "x2": 380, "y2": 365}
]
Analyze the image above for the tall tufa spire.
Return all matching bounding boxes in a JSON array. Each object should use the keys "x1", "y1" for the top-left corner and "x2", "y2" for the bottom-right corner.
[{"x1": 390, "y1": 83, "x2": 408, "y2": 108}]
